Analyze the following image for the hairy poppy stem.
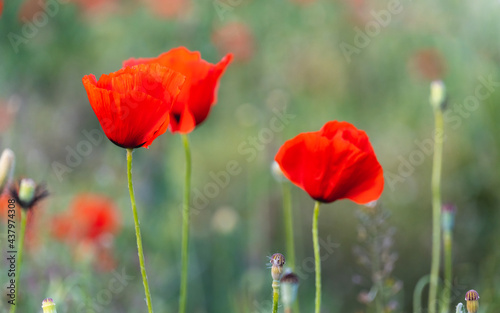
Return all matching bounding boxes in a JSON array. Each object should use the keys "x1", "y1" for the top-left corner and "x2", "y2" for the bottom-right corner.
[
  {"x1": 312, "y1": 201, "x2": 321, "y2": 313},
  {"x1": 282, "y1": 182, "x2": 296, "y2": 270},
  {"x1": 428, "y1": 109, "x2": 444, "y2": 313},
  {"x1": 440, "y1": 230, "x2": 452, "y2": 313},
  {"x1": 179, "y1": 134, "x2": 192, "y2": 313},
  {"x1": 282, "y1": 182, "x2": 300, "y2": 313},
  {"x1": 126, "y1": 149, "x2": 154, "y2": 313},
  {"x1": 9, "y1": 211, "x2": 27, "y2": 313},
  {"x1": 272, "y1": 280, "x2": 280, "y2": 313}
]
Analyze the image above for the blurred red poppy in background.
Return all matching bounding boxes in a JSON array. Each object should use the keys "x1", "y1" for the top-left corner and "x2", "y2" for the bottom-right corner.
[
  {"x1": 0, "y1": 0, "x2": 4, "y2": 17},
  {"x1": 124, "y1": 47, "x2": 232, "y2": 134},
  {"x1": 275, "y1": 121, "x2": 384, "y2": 204},
  {"x1": 212, "y1": 21, "x2": 255, "y2": 63},
  {"x1": 142, "y1": 0, "x2": 191, "y2": 19},
  {"x1": 82, "y1": 63, "x2": 185, "y2": 148},
  {"x1": 52, "y1": 194, "x2": 121, "y2": 270},
  {"x1": 408, "y1": 48, "x2": 446, "y2": 81}
]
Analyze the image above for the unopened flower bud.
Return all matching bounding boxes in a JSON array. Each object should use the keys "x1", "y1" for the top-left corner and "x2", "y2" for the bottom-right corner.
[
  {"x1": 271, "y1": 161, "x2": 286, "y2": 183},
  {"x1": 0, "y1": 148, "x2": 15, "y2": 194},
  {"x1": 430, "y1": 80, "x2": 447, "y2": 110},
  {"x1": 42, "y1": 298, "x2": 57, "y2": 313},
  {"x1": 270, "y1": 253, "x2": 285, "y2": 281},
  {"x1": 465, "y1": 289, "x2": 479, "y2": 313},
  {"x1": 441, "y1": 203, "x2": 456, "y2": 232},
  {"x1": 19, "y1": 178, "x2": 36, "y2": 204},
  {"x1": 280, "y1": 272, "x2": 299, "y2": 307}
]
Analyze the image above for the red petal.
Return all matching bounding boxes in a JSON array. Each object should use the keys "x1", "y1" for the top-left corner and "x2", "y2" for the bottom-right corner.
[
  {"x1": 123, "y1": 47, "x2": 233, "y2": 133},
  {"x1": 275, "y1": 121, "x2": 384, "y2": 204},
  {"x1": 82, "y1": 64, "x2": 185, "y2": 148}
]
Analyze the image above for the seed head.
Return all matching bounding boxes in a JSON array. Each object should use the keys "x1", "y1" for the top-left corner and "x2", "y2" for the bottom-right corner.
[{"x1": 10, "y1": 178, "x2": 49, "y2": 211}]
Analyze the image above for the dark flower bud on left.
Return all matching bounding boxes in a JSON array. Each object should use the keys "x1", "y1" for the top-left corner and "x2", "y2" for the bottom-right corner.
[
  {"x1": 0, "y1": 148, "x2": 15, "y2": 194},
  {"x1": 10, "y1": 178, "x2": 49, "y2": 210}
]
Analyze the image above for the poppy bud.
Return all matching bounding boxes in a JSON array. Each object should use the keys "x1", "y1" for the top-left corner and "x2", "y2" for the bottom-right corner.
[
  {"x1": 456, "y1": 303, "x2": 465, "y2": 313},
  {"x1": 18, "y1": 178, "x2": 36, "y2": 205},
  {"x1": 280, "y1": 272, "x2": 299, "y2": 308},
  {"x1": 42, "y1": 298, "x2": 57, "y2": 313},
  {"x1": 465, "y1": 290, "x2": 479, "y2": 313},
  {"x1": 441, "y1": 203, "x2": 456, "y2": 232},
  {"x1": 0, "y1": 148, "x2": 15, "y2": 194},
  {"x1": 271, "y1": 161, "x2": 286, "y2": 183},
  {"x1": 270, "y1": 253, "x2": 286, "y2": 281},
  {"x1": 430, "y1": 80, "x2": 447, "y2": 110}
]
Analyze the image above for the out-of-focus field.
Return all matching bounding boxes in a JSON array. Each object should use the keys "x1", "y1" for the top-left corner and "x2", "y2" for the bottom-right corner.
[{"x1": 1, "y1": 0, "x2": 500, "y2": 312}]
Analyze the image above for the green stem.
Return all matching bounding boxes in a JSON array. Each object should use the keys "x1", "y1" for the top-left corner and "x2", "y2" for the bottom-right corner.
[
  {"x1": 440, "y1": 231, "x2": 452, "y2": 313},
  {"x1": 282, "y1": 182, "x2": 296, "y2": 271},
  {"x1": 413, "y1": 275, "x2": 430, "y2": 313},
  {"x1": 428, "y1": 109, "x2": 444, "y2": 313},
  {"x1": 126, "y1": 149, "x2": 154, "y2": 313},
  {"x1": 179, "y1": 134, "x2": 192, "y2": 313},
  {"x1": 312, "y1": 201, "x2": 321, "y2": 313},
  {"x1": 272, "y1": 281, "x2": 280, "y2": 313},
  {"x1": 10, "y1": 210, "x2": 27, "y2": 313}
]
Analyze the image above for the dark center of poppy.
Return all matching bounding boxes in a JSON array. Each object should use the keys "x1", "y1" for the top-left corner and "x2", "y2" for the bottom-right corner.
[{"x1": 172, "y1": 113, "x2": 182, "y2": 124}]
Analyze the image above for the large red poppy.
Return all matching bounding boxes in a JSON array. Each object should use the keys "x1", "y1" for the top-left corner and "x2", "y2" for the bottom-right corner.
[
  {"x1": 123, "y1": 47, "x2": 232, "y2": 134},
  {"x1": 0, "y1": 1, "x2": 3, "y2": 17},
  {"x1": 275, "y1": 121, "x2": 384, "y2": 204},
  {"x1": 82, "y1": 63, "x2": 185, "y2": 148}
]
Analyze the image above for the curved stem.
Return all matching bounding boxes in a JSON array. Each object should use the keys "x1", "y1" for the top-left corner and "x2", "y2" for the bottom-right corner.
[
  {"x1": 413, "y1": 275, "x2": 431, "y2": 313},
  {"x1": 428, "y1": 109, "x2": 444, "y2": 313},
  {"x1": 312, "y1": 201, "x2": 321, "y2": 313},
  {"x1": 282, "y1": 182, "x2": 296, "y2": 271},
  {"x1": 272, "y1": 280, "x2": 280, "y2": 313},
  {"x1": 127, "y1": 149, "x2": 154, "y2": 313},
  {"x1": 10, "y1": 210, "x2": 27, "y2": 313},
  {"x1": 179, "y1": 134, "x2": 192, "y2": 313},
  {"x1": 440, "y1": 231, "x2": 452, "y2": 313}
]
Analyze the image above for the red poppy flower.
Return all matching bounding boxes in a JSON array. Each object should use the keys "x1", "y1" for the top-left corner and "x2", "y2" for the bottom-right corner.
[
  {"x1": 82, "y1": 63, "x2": 185, "y2": 148},
  {"x1": 0, "y1": 0, "x2": 4, "y2": 17},
  {"x1": 212, "y1": 21, "x2": 255, "y2": 63},
  {"x1": 142, "y1": 0, "x2": 191, "y2": 18},
  {"x1": 52, "y1": 194, "x2": 121, "y2": 243},
  {"x1": 275, "y1": 121, "x2": 384, "y2": 204},
  {"x1": 123, "y1": 47, "x2": 232, "y2": 134}
]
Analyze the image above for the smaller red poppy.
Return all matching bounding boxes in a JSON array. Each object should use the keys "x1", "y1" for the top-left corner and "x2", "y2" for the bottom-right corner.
[
  {"x1": 82, "y1": 63, "x2": 185, "y2": 148},
  {"x1": 212, "y1": 22, "x2": 255, "y2": 63},
  {"x1": 123, "y1": 47, "x2": 233, "y2": 134},
  {"x1": 0, "y1": 0, "x2": 4, "y2": 17},
  {"x1": 275, "y1": 121, "x2": 384, "y2": 204},
  {"x1": 52, "y1": 194, "x2": 121, "y2": 243}
]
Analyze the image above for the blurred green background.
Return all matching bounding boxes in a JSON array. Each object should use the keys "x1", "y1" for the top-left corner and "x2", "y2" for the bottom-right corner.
[{"x1": 1, "y1": 0, "x2": 500, "y2": 312}]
